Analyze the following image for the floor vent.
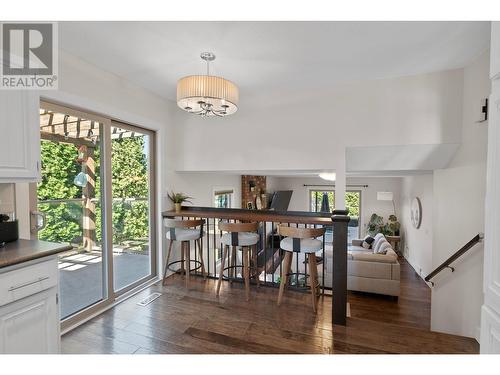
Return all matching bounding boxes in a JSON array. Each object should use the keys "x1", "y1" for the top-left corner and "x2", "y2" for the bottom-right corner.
[{"x1": 137, "y1": 292, "x2": 162, "y2": 306}]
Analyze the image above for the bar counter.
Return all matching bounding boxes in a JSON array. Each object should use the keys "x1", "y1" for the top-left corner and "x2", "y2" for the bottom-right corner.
[{"x1": 162, "y1": 206, "x2": 333, "y2": 225}]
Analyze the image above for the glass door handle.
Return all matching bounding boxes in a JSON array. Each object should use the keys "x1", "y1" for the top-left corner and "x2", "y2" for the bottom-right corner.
[{"x1": 30, "y1": 211, "x2": 47, "y2": 233}]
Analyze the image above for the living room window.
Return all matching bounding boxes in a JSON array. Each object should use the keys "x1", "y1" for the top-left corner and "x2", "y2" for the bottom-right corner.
[
  {"x1": 214, "y1": 189, "x2": 234, "y2": 208},
  {"x1": 309, "y1": 189, "x2": 361, "y2": 241}
]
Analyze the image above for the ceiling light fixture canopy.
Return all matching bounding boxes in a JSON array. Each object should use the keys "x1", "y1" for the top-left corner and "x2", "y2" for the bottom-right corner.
[
  {"x1": 177, "y1": 52, "x2": 239, "y2": 117},
  {"x1": 319, "y1": 172, "x2": 336, "y2": 181}
]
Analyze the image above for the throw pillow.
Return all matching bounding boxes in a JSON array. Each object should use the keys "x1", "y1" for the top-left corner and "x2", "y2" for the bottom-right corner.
[
  {"x1": 362, "y1": 236, "x2": 375, "y2": 249},
  {"x1": 374, "y1": 240, "x2": 391, "y2": 254}
]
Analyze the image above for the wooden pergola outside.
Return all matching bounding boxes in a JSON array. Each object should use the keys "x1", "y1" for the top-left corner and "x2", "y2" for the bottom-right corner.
[{"x1": 39, "y1": 108, "x2": 135, "y2": 252}]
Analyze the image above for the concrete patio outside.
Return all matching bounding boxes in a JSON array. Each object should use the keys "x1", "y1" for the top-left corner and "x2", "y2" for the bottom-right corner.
[{"x1": 58, "y1": 250, "x2": 150, "y2": 319}]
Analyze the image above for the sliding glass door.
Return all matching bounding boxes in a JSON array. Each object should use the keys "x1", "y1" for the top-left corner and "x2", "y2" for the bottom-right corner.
[
  {"x1": 38, "y1": 104, "x2": 107, "y2": 320},
  {"x1": 35, "y1": 102, "x2": 156, "y2": 327},
  {"x1": 110, "y1": 122, "x2": 155, "y2": 292}
]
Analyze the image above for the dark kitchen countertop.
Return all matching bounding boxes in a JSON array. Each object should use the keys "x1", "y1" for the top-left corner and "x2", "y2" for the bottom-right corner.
[{"x1": 0, "y1": 239, "x2": 72, "y2": 269}]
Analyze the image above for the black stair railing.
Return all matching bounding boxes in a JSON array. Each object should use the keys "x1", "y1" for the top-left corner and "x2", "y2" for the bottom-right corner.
[{"x1": 425, "y1": 233, "x2": 484, "y2": 286}]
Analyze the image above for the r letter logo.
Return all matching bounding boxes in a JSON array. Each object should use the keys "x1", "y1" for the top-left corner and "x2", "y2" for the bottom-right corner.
[{"x1": 1, "y1": 22, "x2": 58, "y2": 89}]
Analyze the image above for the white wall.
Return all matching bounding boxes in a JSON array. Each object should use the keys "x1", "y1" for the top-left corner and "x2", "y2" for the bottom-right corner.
[
  {"x1": 400, "y1": 174, "x2": 434, "y2": 279},
  {"x1": 0, "y1": 183, "x2": 15, "y2": 214},
  {"x1": 175, "y1": 69, "x2": 464, "y2": 174},
  {"x1": 169, "y1": 172, "x2": 241, "y2": 208},
  {"x1": 429, "y1": 51, "x2": 490, "y2": 340}
]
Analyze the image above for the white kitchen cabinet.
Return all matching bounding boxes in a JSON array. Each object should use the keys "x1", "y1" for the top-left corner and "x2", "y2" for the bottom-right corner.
[
  {"x1": 0, "y1": 91, "x2": 40, "y2": 182},
  {"x1": 0, "y1": 257, "x2": 60, "y2": 354},
  {"x1": 0, "y1": 288, "x2": 59, "y2": 354}
]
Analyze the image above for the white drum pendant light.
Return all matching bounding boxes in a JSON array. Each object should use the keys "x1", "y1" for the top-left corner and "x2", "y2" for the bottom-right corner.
[{"x1": 177, "y1": 52, "x2": 239, "y2": 117}]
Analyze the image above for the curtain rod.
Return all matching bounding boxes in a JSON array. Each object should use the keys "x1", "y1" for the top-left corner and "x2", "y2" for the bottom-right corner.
[{"x1": 303, "y1": 184, "x2": 369, "y2": 188}]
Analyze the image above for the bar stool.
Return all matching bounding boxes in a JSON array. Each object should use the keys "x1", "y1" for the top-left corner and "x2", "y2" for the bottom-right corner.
[
  {"x1": 276, "y1": 225, "x2": 326, "y2": 312},
  {"x1": 162, "y1": 218, "x2": 206, "y2": 288},
  {"x1": 216, "y1": 221, "x2": 260, "y2": 301}
]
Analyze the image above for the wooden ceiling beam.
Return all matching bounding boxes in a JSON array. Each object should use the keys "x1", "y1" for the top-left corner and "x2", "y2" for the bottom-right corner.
[{"x1": 40, "y1": 131, "x2": 97, "y2": 148}]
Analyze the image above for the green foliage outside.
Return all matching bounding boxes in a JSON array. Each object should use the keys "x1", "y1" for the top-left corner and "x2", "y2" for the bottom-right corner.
[
  {"x1": 38, "y1": 141, "x2": 83, "y2": 243},
  {"x1": 310, "y1": 190, "x2": 360, "y2": 218},
  {"x1": 345, "y1": 192, "x2": 360, "y2": 217},
  {"x1": 37, "y1": 136, "x2": 149, "y2": 248},
  {"x1": 110, "y1": 137, "x2": 149, "y2": 244}
]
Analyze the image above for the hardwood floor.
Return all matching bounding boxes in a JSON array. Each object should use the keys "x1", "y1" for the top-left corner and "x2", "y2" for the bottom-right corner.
[{"x1": 61, "y1": 257, "x2": 479, "y2": 354}]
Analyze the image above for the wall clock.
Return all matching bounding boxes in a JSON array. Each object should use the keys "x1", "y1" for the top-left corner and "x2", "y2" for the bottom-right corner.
[{"x1": 411, "y1": 197, "x2": 422, "y2": 229}]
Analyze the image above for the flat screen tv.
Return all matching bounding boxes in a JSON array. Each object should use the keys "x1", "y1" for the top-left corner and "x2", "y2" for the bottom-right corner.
[{"x1": 270, "y1": 190, "x2": 293, "y2": 211}]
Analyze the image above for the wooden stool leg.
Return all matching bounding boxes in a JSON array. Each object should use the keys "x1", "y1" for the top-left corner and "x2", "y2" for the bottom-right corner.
[
  {"x1": 309, "y1": 253, "x2": 318, "y2": 312},
  {"x1": 216, "y1": 245, "x2": 228, "y2": 296},
  {"x1": 185, "y1": 241, "x2": 190, "y2": 289},
  {"x1": 231, "y1": 246, "x2": 237, "y2": 282},
  {"x1": 162, "y1": 240, "x2": 174, "y2": 286},
  {"x1": 278, "y1": 251, "x2": 292, "y2": 306},
  {"x1": 180, "y1": 241, "x2": 185, "y2": 274},
  {"x1": 197, "y1": 239, "x2": 206, "y2": 279},
  {"x1": 229, "y1": 246, "x2": 233, "y2": 283},
  {"x1": 253, "y1": 244, "x2": 260, "y2": 287},
  {"x1": 243, "y1": 247, "x2": 250, "y2": 301}
]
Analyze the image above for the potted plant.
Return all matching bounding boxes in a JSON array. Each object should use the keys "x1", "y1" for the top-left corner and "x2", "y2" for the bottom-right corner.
[
  {"x1": 367, "y1": 213, "x2": 385, "y2": 236},
  {"x1": 385, "y1": 214, "x2": 401, "y2": 236},
  {"x1": 167, "y1": 191, "x2": 193, "y2": 213}
]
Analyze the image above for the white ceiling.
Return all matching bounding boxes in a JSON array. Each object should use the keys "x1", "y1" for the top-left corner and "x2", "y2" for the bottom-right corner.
[{"x1": 59, "y1": 21, "x2": 490, "y2": 102}]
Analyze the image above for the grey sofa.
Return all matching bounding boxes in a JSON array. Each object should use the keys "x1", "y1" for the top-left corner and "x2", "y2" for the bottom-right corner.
[{"x1": 348, "y1": 233, "x2": 400, "y2": 297}]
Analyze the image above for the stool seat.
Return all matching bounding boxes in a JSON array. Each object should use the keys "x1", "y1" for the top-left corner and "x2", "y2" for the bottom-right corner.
[
  {"x1": 280, "y1": 237, "x2": 322, "y2": 253},
  {"x1": 166, "y1": 228, "x2": 203, "y2": 241},
  {"x1": 221, "y1": 232, "x2": 259, "y2": 246},
  {"x1": 216, "y1": 222, "x2": 260, "y2": 301},
  {"x1": 163, "y1": 218, "x2": 206, "y2": 289}
]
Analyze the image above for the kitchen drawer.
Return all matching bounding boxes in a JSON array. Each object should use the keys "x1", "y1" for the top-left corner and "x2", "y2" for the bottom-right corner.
[{"x1": 0, "y1": 259, "x2": 58, "y2": 307}]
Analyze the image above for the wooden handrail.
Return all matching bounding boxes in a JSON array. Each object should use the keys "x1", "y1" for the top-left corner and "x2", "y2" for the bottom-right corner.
[
  {"x1": 162, "y1": 206, "x2": 333, "y2": 226},
  {"x1": 425, "y1": 233, "x2": 484, "y2": 285}
]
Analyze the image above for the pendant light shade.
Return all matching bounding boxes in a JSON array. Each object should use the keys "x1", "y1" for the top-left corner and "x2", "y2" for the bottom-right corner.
[
  {"x1": 177, "y1": 75, "x2": 239, "y2": 116},
  {"x1": 176, "y1": 52, "x2": 239, "y2": 117}
]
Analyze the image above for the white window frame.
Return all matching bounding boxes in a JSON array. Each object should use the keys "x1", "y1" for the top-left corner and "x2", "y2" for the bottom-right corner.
[{"x1": 212, "y1": 186, "x2": 235, "y2": 208}]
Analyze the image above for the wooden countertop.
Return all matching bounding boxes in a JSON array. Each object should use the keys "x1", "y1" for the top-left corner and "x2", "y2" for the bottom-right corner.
[
  {"x1": 162, "y1": 206, "x2": 334, "y2": 225},
  {"x1": 0, "y1": 239, "x2": 73, "y2": 269}
]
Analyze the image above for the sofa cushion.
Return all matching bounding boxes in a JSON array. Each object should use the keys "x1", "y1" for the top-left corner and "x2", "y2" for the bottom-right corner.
[
  {"x1": 352, "y1": 239, "x2": 363, "y2": 246},
  {"x1": 348, "y1": 245, "x2": 372, "y2": 254},
  {"x1": 348, "y1": 259, "x2": 394, "y2": 279},
  {"x1": 350, "y1": 248, "x2": 398, "y2": 263}
]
